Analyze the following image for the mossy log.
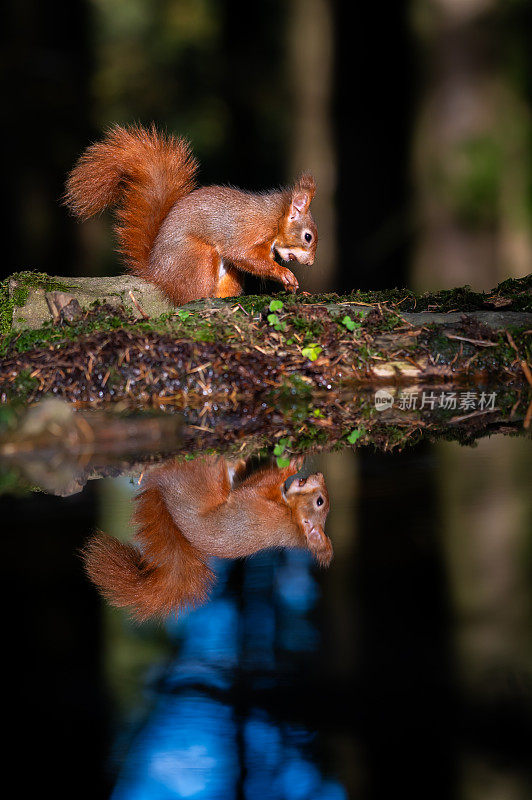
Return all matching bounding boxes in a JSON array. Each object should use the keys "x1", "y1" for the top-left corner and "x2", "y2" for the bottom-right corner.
[
  {"x1": 4, "y1": 273, "x2": 173, "y2": 331},
  {"x1": 3, "y1": 270, "x2": 531, "y2": 330},
  {"x1": 0, "y1": 272, "x2": 531, "y2": 411}
]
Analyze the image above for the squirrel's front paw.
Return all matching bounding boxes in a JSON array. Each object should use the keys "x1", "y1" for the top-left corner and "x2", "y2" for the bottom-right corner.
[
  {"x1": 306, "y1": 526, "x2": 333, "y2": 567},
  {"x1": 279, "y1": 269, "x2": 299, "y2": 293}
]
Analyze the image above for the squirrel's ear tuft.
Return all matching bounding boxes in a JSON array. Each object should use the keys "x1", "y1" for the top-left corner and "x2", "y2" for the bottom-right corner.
[
  {"x1": 288, "y1": 173, "x2": 316, "y2": 221},
  {"x1": 295, "y1": 173, "x2": 316, "y2": 199}
]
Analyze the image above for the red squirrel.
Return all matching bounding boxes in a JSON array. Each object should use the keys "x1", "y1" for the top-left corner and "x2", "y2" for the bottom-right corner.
[
  {"x1": 64, "y1": 124, "x2": 318, "y2": 305},
  {"x1": 83, "y1": 457, "x2": 331, "y2": 621}
]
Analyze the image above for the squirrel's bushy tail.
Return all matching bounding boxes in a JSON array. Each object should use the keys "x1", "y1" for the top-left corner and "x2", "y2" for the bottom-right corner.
[
  {"x1": 83, "y1": 482, "x2": 213, "y2": 621},
  {"x1": 64, "y1": 123, "x2": 198, "y2": 279}
]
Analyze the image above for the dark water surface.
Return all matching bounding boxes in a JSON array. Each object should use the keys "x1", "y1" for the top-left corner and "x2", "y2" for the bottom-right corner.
[{"x1": 2, "y1": 429, "x2": 532, "y2": 799}]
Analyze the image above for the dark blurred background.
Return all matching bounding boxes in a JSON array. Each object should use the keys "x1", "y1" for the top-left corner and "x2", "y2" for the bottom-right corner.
[
  {"x1": 2, "y1": 3, "x2": 532, "y2": 799},
  {"x1": 3, "y1": 0, "x2": 532, "y2": 294}
]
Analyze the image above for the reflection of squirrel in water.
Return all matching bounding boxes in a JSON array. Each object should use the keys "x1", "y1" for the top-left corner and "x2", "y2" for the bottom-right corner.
[
  {"x1": 83, "y1": 458, "x2": 331, "y2": 620},
  {"x1": 64, "y1": 124, "x2": 317, "y2": 304}
]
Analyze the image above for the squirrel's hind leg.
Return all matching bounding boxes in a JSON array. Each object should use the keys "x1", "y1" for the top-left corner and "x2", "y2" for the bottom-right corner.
[
  {"x1": 150, "y1": 237, "x2": 222, "y2": 304},
  {"x1": 215, "y1": 260, "x2": 243, "y2": 298}
]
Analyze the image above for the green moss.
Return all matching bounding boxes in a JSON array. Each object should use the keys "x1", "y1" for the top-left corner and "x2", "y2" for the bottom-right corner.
[
  {"x1": 0, "y1": 283, "x2": 12, "y2": 337},
  {"x1": 12, "y1": 270, "x2": 75, "y2": 293},
  {"x1": 1, "y1": 301, "x2": 162, "y2": 356},
  {"x1": 12, "y1": 286, "x2": 29, "y2": 308},
  {"x1": 0, "y1": 270, "x2": 76, "y2": 337},
  {"x1": 291, "y1": 315, "x2": 325, "y2": 341},
  {"x1": 340, "y1": 274, "x2": 531, "y2": 313}
]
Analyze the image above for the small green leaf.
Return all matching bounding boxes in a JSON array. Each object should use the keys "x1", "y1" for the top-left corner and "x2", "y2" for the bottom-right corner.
[
  {"x1": 267, "y1": 311, "x2": 287, "y2": 331},
  {"x1": 341, "y1": 315, "x2": 356, "y2": 331},
  {"x1": 302, "y1": 344, "x2": 322, "y2": 361},
  {"x1": 276, "y1": 455, "x2": 291, "y2": 468},
  {"x1": 273, "y1": 437, "x2": 291, "y2": 457},
  {"x1": 269, "y1": 300, "x2": 284, "y2": 312},
  {"x1": 347, "y1": 428, "x2": 362, "y2": 444},
  {"x1": 341, "y1": 315, "x2": 362, "y2": 332},
  {"x1": 312, "y1": 408, "x2": 324, "y2": 418},
  {"x1": 177, "y1": 309, "x2": 191, "y2": 321}
]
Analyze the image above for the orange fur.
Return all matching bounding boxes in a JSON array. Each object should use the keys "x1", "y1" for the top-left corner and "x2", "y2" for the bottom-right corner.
[
  {"x1": 82, "y1": 457, "x2": 331, "y2": 621},
  {"x1": 215, "y1": 267, "x2": 244, "y2": 298},
  {"x1": 65, "y1": 124, "x2": 317, "y2": 305},
  {"x1": 64, "y1": 124, "x2": 198, "y2": 282},
  {"x1": 83, "y1": 483, "x2": 213, "y2": 621}
]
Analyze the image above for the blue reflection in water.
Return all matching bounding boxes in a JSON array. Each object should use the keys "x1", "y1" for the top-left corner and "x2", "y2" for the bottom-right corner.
[
  {"x1": 113, "y1": 694, "x2": 238, "y2": 799},
  {"x1": 111, "y1": 551, "x2": 347, "y2": 800}
]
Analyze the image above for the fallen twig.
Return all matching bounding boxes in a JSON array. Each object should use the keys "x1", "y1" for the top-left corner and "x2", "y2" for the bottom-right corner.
[{"x1": 128, "y1": 290, "x2": 150, "y2": 320}]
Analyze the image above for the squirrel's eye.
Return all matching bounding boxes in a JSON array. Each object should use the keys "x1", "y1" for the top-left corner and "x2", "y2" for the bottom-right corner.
[
  {"x1": 316, "y1": 496, "x2": 324, "y2": 507},
  {"x1": 304, "y1": 232, "x2": 313, "y2": 243}
]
